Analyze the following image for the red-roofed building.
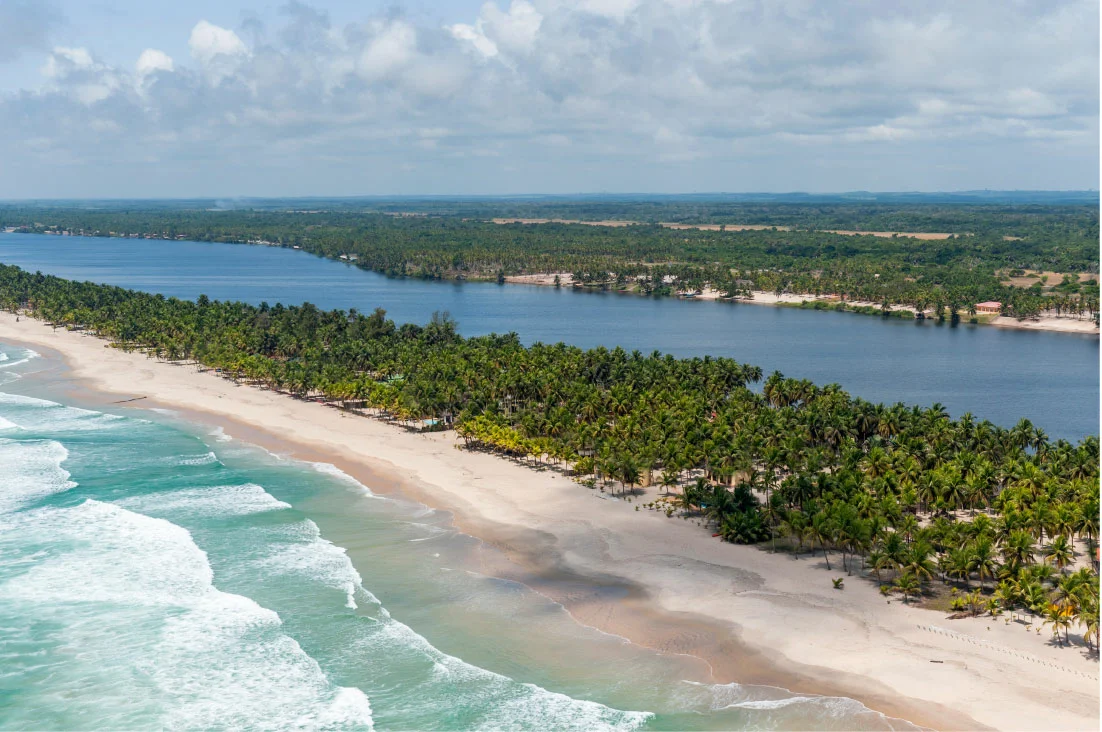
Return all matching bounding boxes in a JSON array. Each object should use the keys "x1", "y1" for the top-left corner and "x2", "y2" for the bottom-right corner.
[{"x1": 975, "y1": 301, "x2": 1002, "y2": 314}]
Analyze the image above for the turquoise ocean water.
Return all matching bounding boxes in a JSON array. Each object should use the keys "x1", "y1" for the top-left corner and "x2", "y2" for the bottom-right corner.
[{"x1": 0, "y1": 342, "x2": 918, "y2": 731}]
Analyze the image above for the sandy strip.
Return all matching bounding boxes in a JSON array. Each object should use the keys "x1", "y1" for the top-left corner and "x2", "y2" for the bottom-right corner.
[
  {"x1": 1, "y1": 313, "x2": 1098, "y2": 731},
  {"x1": 504, "y1": 279, "x2": 1099, "y2": 335},
  {"x1": 989, "y1": 315, "x2": 1100, "y2": 334}
]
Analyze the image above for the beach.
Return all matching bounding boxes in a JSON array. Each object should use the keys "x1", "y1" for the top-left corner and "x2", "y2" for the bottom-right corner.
[
  {"x1": 504, "y1": 274, "x2": 1099, "y2": 336},
  {"x1": 1, "y1": 311, "x2": 1098, "y2": 731}
]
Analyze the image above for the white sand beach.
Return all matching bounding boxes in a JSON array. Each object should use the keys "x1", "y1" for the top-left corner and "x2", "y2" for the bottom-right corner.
[{"x1": 1, "y1": 311, "x2": 1098, "y2": 731}]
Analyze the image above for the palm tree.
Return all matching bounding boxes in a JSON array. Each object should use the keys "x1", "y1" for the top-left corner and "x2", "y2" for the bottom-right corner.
[
  {"x1": 1081, "y1": 594, "x2": 1100, "y2": 654},
  {"x1": 659, "y1": 466, "x2": 680, "y2": 496},
  {"x1": 760, "y1": 493, "x2": 785, "y2": 553},
  {"x1": 900, "y1": 541, "x2": 937, "y2": 587},
  {"x1": 1000, "y1": 529, "x2": 1035, "y2": 574},
  {"x1": 880, "y1": 531, "x2": 908, "y2": 576},
  {"x1": 1042, "y1": 602, "x2": 1074, "y2": 646},
  {"x1": 780, "y1": 510, "x2": 809, "y2": 557},
  {"x1": 894, "y1": 573, "x2": 921, "y2": 604},
  {"x1": 942, "y1": 548, "x2": 971, "y2": 588},
  {"x1": 680, "y1": 479, "x2": 702, "y2": 516},
  {"x1": 617, "y1": 457, "x2": 641, "y2": 497},
  {"x1": 1044, "y1": 535, "x2": 1075, "y2": 571},
  {"x1": 1021, "y1": 582, "x2": 1049, "y2": 626},
  {"x1": 808, "y1": 513, "x2": 834, "y2": 570},
  {"x1": 867, "y1": 549, "x2": 889, "y2": 584},
  {"x1": 968, "y1": 539, "x2": 999, "y2": 591}
]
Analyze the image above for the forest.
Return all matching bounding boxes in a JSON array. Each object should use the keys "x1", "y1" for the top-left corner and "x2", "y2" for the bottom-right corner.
[
  {"x1": 1, "y1": 200, "x2": 1098, "y2": 321},
  {"x1": 1, "y1": 264, "x2": 1097, "y2": 651}
]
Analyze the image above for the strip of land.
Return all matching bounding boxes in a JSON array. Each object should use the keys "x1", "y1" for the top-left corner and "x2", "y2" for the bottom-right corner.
[
  {"x1": 505, "y1": 274, "x2": 1099, "y2": 335},
  {"x1": 1, "y1": 312, "x2": 1097, "y2": 731}
]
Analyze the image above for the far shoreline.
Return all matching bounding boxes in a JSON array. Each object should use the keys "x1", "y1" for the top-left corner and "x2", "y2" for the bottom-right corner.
[
  {"x1": 1, "y1": 313, "x2": 1097, "y2": 732},
  {"x1": 503, "y1": 273, "x2": 1100, "y2": 336},
  {"x1": 3, "y1": 230, "x2": 1096, "y2": 337}
]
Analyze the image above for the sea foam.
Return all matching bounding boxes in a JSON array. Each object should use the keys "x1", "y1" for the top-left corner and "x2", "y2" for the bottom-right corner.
[
  {"x1": 677, "y1": 680, "x2": 920, "y2": 731},
  {"x1": 309, "y1": 461, "x2": 382, "y2": 498},
  {"x1": 348, "y1": 607, "x2": 653, "y2": 731},
  {"x1": 0, "y1": 499, "x2": 375, "y2": 731},
  {"x1": 251, "y1": 519, "x2": 363, "y2": 609},
  {"x1": 0, "y1": 438, "x2": 76, "y2": 513},
  {"x1": 239, "y1": 507, "x2": 652, "y2": 730},
  {"x1": 117, "y1": 482, "x2": 292, "y2": 519},
  {"x1": 0, "y1": 347, "x2": 38, "y2": 370},
  {"x1": 0, "y1": 390, "x2": 128, "y2": 433}
]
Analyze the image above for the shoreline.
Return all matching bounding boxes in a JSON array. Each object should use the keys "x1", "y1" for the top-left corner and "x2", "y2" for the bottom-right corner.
[
  {"x1": 1, "y1": 313, "x2": 1098, "y2": 731},
  {"x1": 2, "y1": 230, "x2": 1096, "y2": 337},
  {"x1": 504, "y1": 274, "x2": 1099, "y2": 336}
]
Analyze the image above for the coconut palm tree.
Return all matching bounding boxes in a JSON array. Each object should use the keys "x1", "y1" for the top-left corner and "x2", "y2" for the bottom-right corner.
[
  {"x1": 808, "y1": 514, "x2": 835, "y2": 570},
  {"x1": 900, "y1": 541, "x2": 937, "y2": 587},
  {"x1": 968, "y1": 539, "x2": 999, "y2": 591},
  {"x1": 894, "y1": 573, "x2": 921, "y2": 604},
  {"x1": 780, "y1": 510, "x2": 809, "y2": 558},
  {"x1": 1000, "y1": 529, "x2": 1036, "y2": 574},
  {"x1": 1044, "y1": 535, "x2": 1075, "y2": 571},
  {"x1": 1042, "y1": 602, "x2": 1075, "y2": 646},
  {"x1": 1021, "y1": 582, "x2": 1049, "y2": 626}
]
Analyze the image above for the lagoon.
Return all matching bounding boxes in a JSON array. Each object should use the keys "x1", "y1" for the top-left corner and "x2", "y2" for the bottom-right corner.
[{"x1": 0, "y1": 232, "x2": 1096, "y2": 441}]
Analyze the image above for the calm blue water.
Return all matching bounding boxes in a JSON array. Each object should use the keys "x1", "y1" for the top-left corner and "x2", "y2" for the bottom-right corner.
[
  {"x1": 0, "y1": 232, "x2": 1096, "y2": 441},
  {"x1": 0, "y1": 345, "x2": 916, "y2": 730}
]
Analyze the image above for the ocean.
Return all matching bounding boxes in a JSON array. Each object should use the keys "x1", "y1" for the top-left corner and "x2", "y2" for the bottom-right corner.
[{"x1": 0, "y1": 342, "x2": 920, "y2": 730}]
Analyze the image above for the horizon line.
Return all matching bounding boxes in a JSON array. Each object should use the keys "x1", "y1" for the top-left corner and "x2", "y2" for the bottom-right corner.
[{"x1": 0, "y1": 189, "x2": 1098, "y2": 203}]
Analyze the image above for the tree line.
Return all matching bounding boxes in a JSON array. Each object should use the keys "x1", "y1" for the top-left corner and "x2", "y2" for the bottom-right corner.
[
  {"x1": 0, "y1": 264, "x2": 1097, "y2": 651},
  {"x1": 1, "y1": 203, "x2": 1097, "y2": 322}
]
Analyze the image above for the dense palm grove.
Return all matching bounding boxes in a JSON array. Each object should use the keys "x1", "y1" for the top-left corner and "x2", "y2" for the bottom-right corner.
[
  {"x1": 1, "y1": 264, "x2": 1097, "y2": 650},
  {"x1": 2, "y1": 201, "x2": 1098, "y2": 320}
]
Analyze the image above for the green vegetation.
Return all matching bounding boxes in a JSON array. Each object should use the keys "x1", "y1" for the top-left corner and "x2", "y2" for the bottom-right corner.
[
  {"x1": 1, "y1": 264, "x2": 1097, "y2": 651},
  {"x1": 2, "y1": 200, "x2": 1097, "y2": 321}
]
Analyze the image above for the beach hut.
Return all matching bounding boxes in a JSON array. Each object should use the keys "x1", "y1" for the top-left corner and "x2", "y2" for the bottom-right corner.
[{"x1": 974, "y1": 301, "x2": 1002, "y2": 314}]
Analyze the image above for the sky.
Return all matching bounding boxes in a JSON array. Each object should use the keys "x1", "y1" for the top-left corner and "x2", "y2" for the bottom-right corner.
[{"x1": 0, "y1": 0, "x2": 1097, "y2": 198}]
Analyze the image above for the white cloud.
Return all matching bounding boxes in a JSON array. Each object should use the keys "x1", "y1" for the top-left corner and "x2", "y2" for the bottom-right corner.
[
  {"x1": 136, "y1": 49, "x2": 174, "y2": 77},
  {"x1": 357, "y1": 20, "x2": 416, "y2": 81},
  {"x1": 450, "y1": 22, "x2": 499, "y2": 58},
  {"x1": 187, "y1": 20, "x2": 249, "y2": 86},
  {"x1": 575, "y1": 0, "x2": 639, "y2": 22},
  {"x1": 42, "y1": 46, "x2": 95, "y2": 78},
  {"x1": 450, "y1": 0, "x2": 543, "y2": 62},
  {"x1": 0, "y1": 0, "x2": 1097, "y2": 195},
  {"x1": 484, "y1": 1, "x2": 543, "y2": 54},
  {"x1": 40, "y1": 47, "x2": 121, "y2": 105},
  {"x1": 188, "y1": 20, "x2": 248, "y2": 65}
]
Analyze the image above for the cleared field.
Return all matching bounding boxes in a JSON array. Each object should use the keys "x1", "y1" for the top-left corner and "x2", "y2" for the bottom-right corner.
[
  {"x1": 1001, "y1": 269, "x2": 1100, "y2": 288},
  {"x1": 491, "y1": 218, "x2": 959, "y2": 239}
]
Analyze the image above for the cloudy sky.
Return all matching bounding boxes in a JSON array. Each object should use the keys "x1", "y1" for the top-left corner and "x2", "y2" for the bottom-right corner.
[{"x1": 0, "y1": 0, "x2": 1097, "y2": 198}]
